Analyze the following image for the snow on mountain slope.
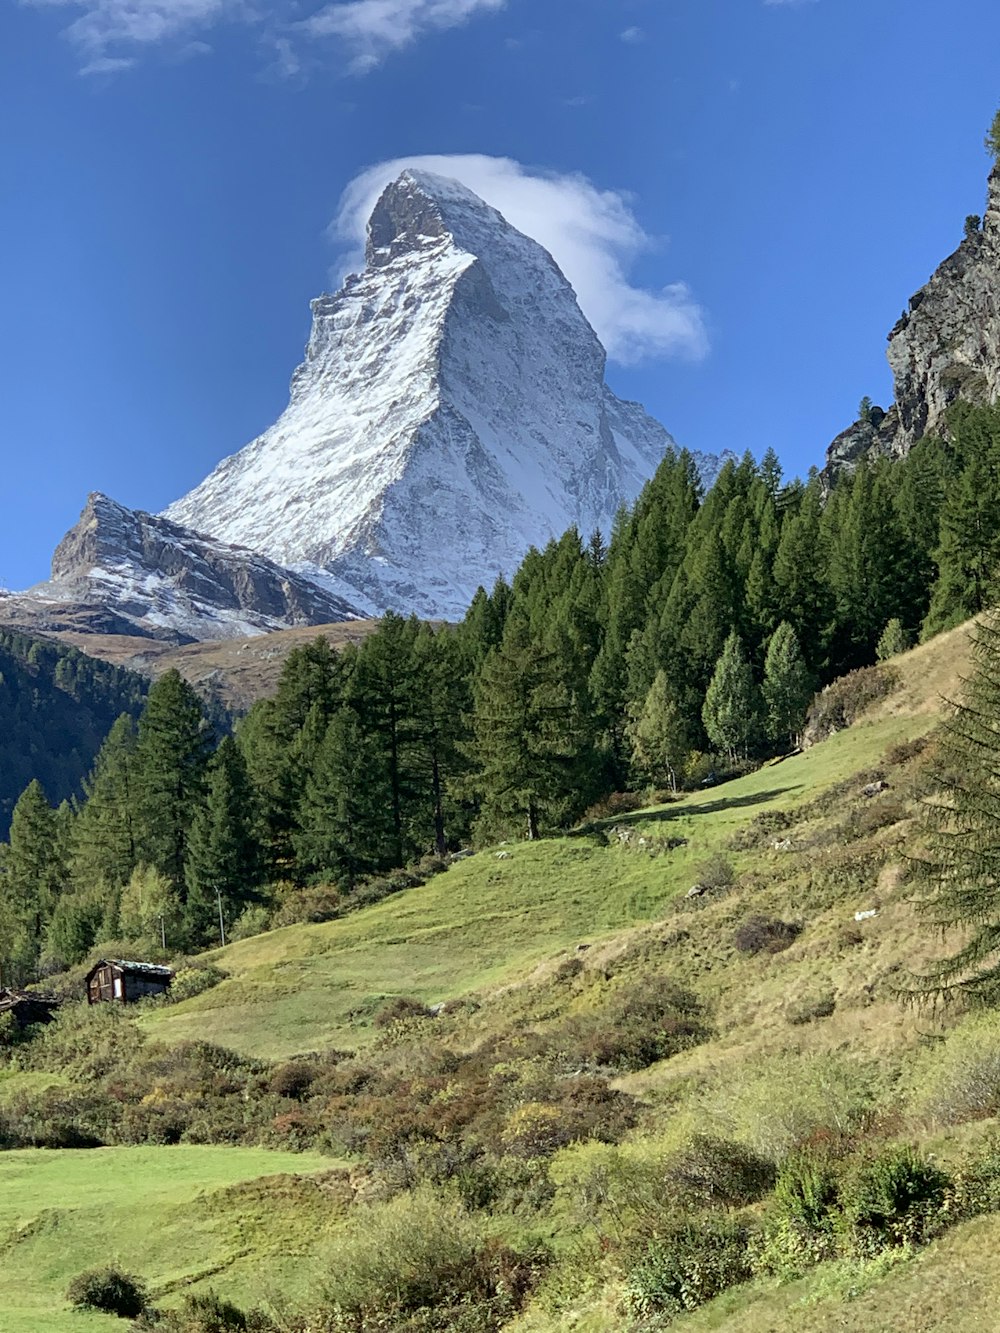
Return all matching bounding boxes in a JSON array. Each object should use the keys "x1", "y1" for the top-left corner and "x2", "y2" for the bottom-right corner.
[{"x1": 166, "y1": 171, "x2": 716, "y2": 619}]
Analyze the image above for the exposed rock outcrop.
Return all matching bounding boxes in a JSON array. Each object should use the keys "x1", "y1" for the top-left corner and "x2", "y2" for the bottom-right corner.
[
  {"x1": 0, "y1": 494, "x2": 360, "y2": 644},
  {"x1": 826, "y1": 165, "x2": 1000, "y2": 480}
]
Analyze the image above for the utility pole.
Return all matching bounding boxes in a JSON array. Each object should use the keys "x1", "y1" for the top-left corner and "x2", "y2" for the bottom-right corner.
[
  {"x1": 216, "y1": 887, "x2": 226, "y2": 947},
  {"x1": 160, "y1": 915, "x2": 166, "y2": 951}
]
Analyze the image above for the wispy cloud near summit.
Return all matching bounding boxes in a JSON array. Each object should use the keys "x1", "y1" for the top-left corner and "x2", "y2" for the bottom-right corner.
[
  {"x1": 302, "y1": 0, "x2": 506, "y2": 72},
  {"x1": 335, "y1": 154, "x2": 709, "y2": 365}
]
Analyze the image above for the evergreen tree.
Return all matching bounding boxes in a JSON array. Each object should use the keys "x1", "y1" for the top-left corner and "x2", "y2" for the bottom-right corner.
[
  {"x1": 44, "y1": 889, "x2": 105, "y2": 967},
  {"x1": 183, "y1": 738, "x2": 260, "y2": 944},
  {"x1": 469, "y1": 610, "x2": 596, "y2": 840},
  {"x1": 762, "y1": 622, "x2": 814, "y2": 749},
  {"x1": 294, "y1": 708, "x2": 397, "y2": 887},
  {"x1": 876, "y1": 618, "x2": 911, "y2": 661},
  {"x1": 71, "y1": 714, "x2": 139, "y2": 892},
  {"x1": 702, "y1": 633, "x2": 762, "y2": 763},
  {"x1": 1, "y1": 780, "x2": 63, "y2": 982},
  {"x1": 627, "y1": 670, "x2": 690, "y2": 791},
  {"x1": 411, "y1": 627, "x2": 472, "y2": 855},
  {"x1": 132, "y1": 671, "x2": 212, "y2": 887},
  {"x1": 910, "y1": 613, "x2": 1000, "y2": 1001}
]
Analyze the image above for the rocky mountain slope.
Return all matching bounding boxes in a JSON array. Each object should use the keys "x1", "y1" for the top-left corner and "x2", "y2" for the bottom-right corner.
[
  {"x1": 166, "y1": 170, "x2": 717, "y2": 619},
  {"x1": 0, "y1": 494, "x2": 359, "y2": 644},
  {"x1": 826, "y1": 164, "x2": 1000, "y2": 477}
]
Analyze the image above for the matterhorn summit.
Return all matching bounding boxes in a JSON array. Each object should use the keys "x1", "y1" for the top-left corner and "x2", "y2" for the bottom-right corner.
[{"x1": 165, "y1": 171, "x2": 712, "y2": 620}]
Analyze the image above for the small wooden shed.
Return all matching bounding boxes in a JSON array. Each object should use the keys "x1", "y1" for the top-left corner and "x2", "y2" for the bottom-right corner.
[
  {"x1": 85, "y1": 959, "x2": 174, "y2": 1006},
  {"x1": 0, "y1": 988, "x2": 60, "y2": 1028}
]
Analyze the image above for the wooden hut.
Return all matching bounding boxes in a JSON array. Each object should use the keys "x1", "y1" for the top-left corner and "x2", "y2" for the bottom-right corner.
[
  {"x1": 0, "y1": 988, "x2": 60, "y2": 1028},
  {"x1": 85, "y1": 959, "x2": 174, "y2": 1005}
]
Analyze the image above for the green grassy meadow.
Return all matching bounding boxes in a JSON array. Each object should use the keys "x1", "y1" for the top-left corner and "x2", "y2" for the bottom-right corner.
[
  {"x1": 0, "y1": 1146, "x2": 342, "y2": 1333},
  {"x1": 8, "y1": 618, "x2": 995, "y2": 1333}
]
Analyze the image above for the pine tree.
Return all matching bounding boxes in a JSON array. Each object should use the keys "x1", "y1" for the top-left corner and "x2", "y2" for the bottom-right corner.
[
  {"x1": 132, "y1": 671, "x2": 212, "y2": 887},
  {"x1": 469, "y1": 611, "x2": 596, "y2": 840},
  {"x1": 1, "y1": 780, "x2": 63, "y2": 982},
  {"x1": 876, "y1": 618, "x2": 911, "y2": 661},
  {"x1": 294, "y1": 708, "x2": 397, "y2": 887},
  {"x1": 762, "y1": 622, "x2": 814, "y2": 750},
  {"x1": 411, "y1": 626, "x2": 472, "y2": 855},
  {"x1": 183, "y1": 738, "x2": 260, "y2": 944},
  {"x1": 628, "y1": 670, "x2": 690, "y2": 791},
  {"x1": 71, "y1": 714, "x2": 139, "y2": 892},
  {"x1": 909, "y1": 613, "x2": 1000, "y2": 1001},
  {"x1": 702, "y1": 633, "x2": 762, "y2": 763}
]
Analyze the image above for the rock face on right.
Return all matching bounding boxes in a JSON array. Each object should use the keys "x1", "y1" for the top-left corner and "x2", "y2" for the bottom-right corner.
[{"x1": 826, "y1": 165, "x2": 1000, "y2": 480}]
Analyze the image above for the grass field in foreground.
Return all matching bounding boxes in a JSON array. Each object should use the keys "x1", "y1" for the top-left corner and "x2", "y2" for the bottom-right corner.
[{"x1": 0, "y1": 1145, "x2": 341, "y2": 1333}]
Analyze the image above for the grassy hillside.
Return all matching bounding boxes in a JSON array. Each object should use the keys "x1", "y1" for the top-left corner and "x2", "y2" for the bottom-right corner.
[
  {"x1": 0, "y1": 1146, "x2": 342, "y2": 1333},
  {"x1": 12, "y1": 617, "x2": 1000, "y2": 1332}
]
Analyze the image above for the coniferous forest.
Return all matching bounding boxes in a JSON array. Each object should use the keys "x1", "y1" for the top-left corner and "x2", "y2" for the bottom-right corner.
[{"x1": 4, "y1": 401, "x2": 1000, "y2": 986}]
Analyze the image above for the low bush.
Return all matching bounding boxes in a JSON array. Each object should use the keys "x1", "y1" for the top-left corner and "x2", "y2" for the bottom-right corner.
[
  {"x1": 67, "y1": 1265, "x2": 147, "y2": 1318},
  {"x1": 270, "y1": 883, "x2": 343, "y2": 928},
  {"x1": 581, "y1": 791, "x2": 648, "y2": 822},
  {"x1": 905, "y1": 1014, "x2": 1000, "y2": 1127},
  {"x1": 733, "y1": 915, "x2": 802, "y2": 956},
  {"x1": 373, "y1": 996, "x2": 433, "y2": 1029},
  {"x1": 664, "y1": 1134, "x2": 775, "y2": 1207},
  {"x1": 131, "y1": 1291, "x2": 274, "y2": 1331},
  {"x1": 309, "y1": 1186, "x2": 548, "y2": 1331},
  {"x1": 556, "y1": 979, "x2": 706, "y2": 1073},
  {"x1": 167, "y1": 964, "x2": 228, "y2": 1005},
  {"x1": 620, "y1": 1215, "x2": 755, "y2": 1319},
  {"x1": 804, "y1": 665, "x2": 899, "y2": 745},
  {"x1": 838, "y1": 1145, "x2": 949, "y2": 1255}
]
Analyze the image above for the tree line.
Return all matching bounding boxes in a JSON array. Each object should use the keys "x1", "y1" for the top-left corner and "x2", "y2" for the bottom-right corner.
[{"x1": 2, "y1": 402, "x2": 998, "y2": 983}]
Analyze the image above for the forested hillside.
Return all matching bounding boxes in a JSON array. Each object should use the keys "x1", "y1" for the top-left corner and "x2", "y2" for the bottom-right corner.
[
  {"x1": 5, "y1": 402, "x2": 999, "y2": 987},
  {"x1": 0, "y1": 630, "x2": 146, "y2": 837}
]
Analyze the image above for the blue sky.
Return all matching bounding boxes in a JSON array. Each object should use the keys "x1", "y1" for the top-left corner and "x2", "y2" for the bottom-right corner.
[{"x1": 3, "y1": 0, "x2": 1000, "y2": 590}]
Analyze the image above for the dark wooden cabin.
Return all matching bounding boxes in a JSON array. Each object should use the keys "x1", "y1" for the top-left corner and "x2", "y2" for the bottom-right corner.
[
  {"x1": 85, "y1": 959, "x2": 174, "y2": 1005},
  {"x1": 0, "y1": 988, "x2": 60, "y2": 1028}
]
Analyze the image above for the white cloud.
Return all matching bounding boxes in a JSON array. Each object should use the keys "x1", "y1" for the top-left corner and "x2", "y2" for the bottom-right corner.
[
  {"x1": 302, "y1": 0, "x2": 506, "y2": 72},
  {"x1": 334, "y1": 154, "x2": 708, "y2": 365},
  {"x1": 619, "y1": 25, "x2": 644, "y2": 43},
  {"x1": 22, "y1": 0, "x2": 506, "y2": 73}
]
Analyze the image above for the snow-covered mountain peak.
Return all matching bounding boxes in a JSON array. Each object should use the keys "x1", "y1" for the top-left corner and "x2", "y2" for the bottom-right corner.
[{"x1": 164, "y1": 175, "x2": 714, "y2": 620}]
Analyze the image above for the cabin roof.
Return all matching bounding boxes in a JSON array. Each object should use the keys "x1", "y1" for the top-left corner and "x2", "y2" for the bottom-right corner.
[
  {"x1": 0, "y1": 988, "x2": 60, "y2": 1012},
  {"x1": 84, "y1": 959, "x2": 174, "y2": 982}
]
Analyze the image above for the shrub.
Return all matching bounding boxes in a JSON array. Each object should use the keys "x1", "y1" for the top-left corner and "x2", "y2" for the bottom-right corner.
[
  {"x1": 838, "y1": 1145, "x2": 949, "y2": 1255},
  {"x1": 664, "y1": 1134, "x2": 775, "y2": 1207},
  {"x1": 167, "y1": 964, "x2": 228, "y2": 1005},
  {"x1": 804, "y1": 665, "x2": 899, "y2": 745},
  {"x1": 706, "y1": 1053, "x2": 878, "y2": 1159},
  {"x1": 270, "y1": 883, "x2": 342, "y2": 927},
  {"x1": 373, "y1": 996, "x2": 432, "y2": 1029},
  {"x1": 787, "y1": 993, "x2": 837, "y2": 1025},
  {"x1": 131, "y1": 1291, "x2": 274, "y2": 1331},
  {"x1": 905, "y1": 1015, "x2": 1000, "y2": 1126},
  {"x1": 733, "y1": 915, "x2": 802, "y2": 956},
  {"x1": 269, "y1": 1059, "x2": 317, "y2": 1100},
  {"x1": 693, "y1": 853, "x2": 736, "y2": 892},
  {"x1": 67, "y1": 1265, "x2": 147, "y2": 1318},
  {"x1": 311, "y1": 1186, "x2": 547, "y2": 1330},
  {"x1": 557, "y1": 979, "x2": 706, "y2": 1073},
  {"x1": 228, "y1": 905, "x2": 272, "y2": 942},
  {"x1": 621, "y1": 1215, "x2": 754, "y2": 1319}
]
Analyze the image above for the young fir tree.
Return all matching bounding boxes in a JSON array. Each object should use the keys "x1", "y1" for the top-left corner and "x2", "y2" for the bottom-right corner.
[
  {"x1": 762, "y1": 622, "x2": 814, "y2": 750},
  {"x1": 909, "y1": 613, "x2": 1000, "y2": 1002},
  {"x1": 294, "y1": 708, "x2": 397, "y2": 888},
  {"x1": 469, "y1": 610, "x2": 596, "y2": 841},
  {"x1": 183, "y1": 738, "x2": 260, "y2": 944},
  {"x1": 876, "y1": 618, "x2": 911, "y2": 661},
  {"x1": 132, "y1": 671, "x2": 212, "y2": 887},
  {"x1": 2, "y1": 780, "x2": 63, "y2": 982},
  {"x1": 627, "y1": 669, "x2": 690, "y2": 792},
  {"x1": 410, "y1": 626, "x2": 471, "y2": 855},
  {"x1": 70, "y1": 714, "x2": 139, "y2": 893},
  {"x1": 702, "y1": 632, "x2": 762, "y2": 763}
]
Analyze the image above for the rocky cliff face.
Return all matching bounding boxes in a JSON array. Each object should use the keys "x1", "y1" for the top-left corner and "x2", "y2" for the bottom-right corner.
[
  {"x1": 826, "y1": 166, "x2": 1000, "y2": 478},
  {"x1": 0, "y1": 494, "x2": 359, "y2": 644},
  {"x1": 166, "y1": 171, "x2": 716, "y2": 619}
]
